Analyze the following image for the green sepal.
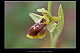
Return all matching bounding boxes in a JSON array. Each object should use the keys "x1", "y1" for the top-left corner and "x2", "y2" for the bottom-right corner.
[
  {"x1": 37, "y1": 8, "x2": 48, "y2": 13},
  {"x1": 29, "y1": 13, "x2": 43, "y2": 23},
  {"x1": 37, "y1": 8, "x2": 52, "y2": 19}
]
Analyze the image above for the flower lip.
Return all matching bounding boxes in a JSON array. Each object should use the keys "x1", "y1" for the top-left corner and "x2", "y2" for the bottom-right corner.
[{"x1": 27, "y1": 23, "x2": 46, "y2": 36}]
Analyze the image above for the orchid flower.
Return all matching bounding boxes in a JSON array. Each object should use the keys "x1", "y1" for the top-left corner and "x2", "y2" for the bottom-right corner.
[{"x1": 26, "y1": 8, "x2": 61, "y2": 39}]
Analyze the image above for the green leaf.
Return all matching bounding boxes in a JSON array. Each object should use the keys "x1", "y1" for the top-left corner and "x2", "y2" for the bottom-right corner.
[
  {"x1": 29, "y1": 13, "x2": 43, "y2": 23},
  {"x1": 55, "y1": 4, "x2": 64, "y2": 36}
]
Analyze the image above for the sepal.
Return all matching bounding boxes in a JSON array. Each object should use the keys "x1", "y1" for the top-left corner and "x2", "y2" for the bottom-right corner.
[{"x1": 29, "y1": 13, "x2": 43, "y2": 23}]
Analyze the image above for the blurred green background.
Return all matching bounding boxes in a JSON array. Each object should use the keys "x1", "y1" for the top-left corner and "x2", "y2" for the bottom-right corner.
[{"x1": 5, "y1": 1, "x2": 76, "y2": 48}]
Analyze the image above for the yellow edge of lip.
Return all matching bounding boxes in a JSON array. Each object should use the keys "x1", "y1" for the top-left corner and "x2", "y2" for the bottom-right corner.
[
  {"x1": 27, "y1": 34, "x2": 38, "y2": 39},
  {"x1": 26, "y1": 32, "x2": 46, "y2": 39},
  {"x1": 26, "y1": 35, "x2": 29, "y2": 37}
]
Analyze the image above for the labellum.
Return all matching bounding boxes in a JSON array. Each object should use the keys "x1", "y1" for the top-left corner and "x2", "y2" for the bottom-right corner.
[
  {"x1": 27, "y1": 18, "x2": 47, "y2": 39},
  {"x1": 27, "y1": 23, "x2": 46, "y2": 36}
]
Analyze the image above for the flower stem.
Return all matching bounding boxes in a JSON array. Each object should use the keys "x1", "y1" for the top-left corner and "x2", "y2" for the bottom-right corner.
[
  {"x1": 48, "y1": 1, "x2": 57, "y2": 48},
  {"x1": 50, "y1": 32, "x2": 57, "y2": 48},
  {"x1": 48, "y1": 1, "x2": 52, "y2": 13},
  {"x1": 50, "y1": 32, "x2": 55, "y2": 48}
]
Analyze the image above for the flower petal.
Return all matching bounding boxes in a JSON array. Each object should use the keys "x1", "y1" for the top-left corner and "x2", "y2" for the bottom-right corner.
[
  {"x1": 37, "y1": 8, "x2": 48, "y2": 13},
  {"x1": 37, "y1": 8, "x2": 52, "y2": 19},
  {"x1": 53, "y1": 23, "x2": 57, "y2": 29},
  {"x1": 50, "y1": 16, "x2": 61, "y2": 22},
  {"x1": 29, "y1": 13, "x2": 43, "y2": 23},
  {"x1": 47, "y1": 22, "x2": 57, "y2": 32},
  {"x1": 27, "y1": 23, "x2": 47, "y2": 39},
  {"x1": 27, "y1": 28, "x2": 47, "y2": 39}
]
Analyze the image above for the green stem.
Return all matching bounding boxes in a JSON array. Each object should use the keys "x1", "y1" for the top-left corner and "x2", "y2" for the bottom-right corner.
[
  {"x1": 50, "y1": 32, "x2": 54, "y2": 48},
  {"x1": 50, "y1": 32, "x2": 58, "y2": 48},
  {"x1": 48, "y1": 1, "x2": 52, "y2": 13},
  {"x1": 48, "y1": 1, "x2": 57, "y2": 48}
]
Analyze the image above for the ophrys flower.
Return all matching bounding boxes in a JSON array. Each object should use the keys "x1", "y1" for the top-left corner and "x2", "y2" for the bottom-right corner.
[{"x1": 26, "y1": 8, "x2": 61, "y2": 39}]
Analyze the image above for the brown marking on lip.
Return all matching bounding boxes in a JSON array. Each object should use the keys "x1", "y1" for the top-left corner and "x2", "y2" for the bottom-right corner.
[
  {"x1": 39, "y1": 28, "x2": 47, "y2": 36},
  {"x1": 27, "y1": 23, "x2": 46, "y2": 36}
]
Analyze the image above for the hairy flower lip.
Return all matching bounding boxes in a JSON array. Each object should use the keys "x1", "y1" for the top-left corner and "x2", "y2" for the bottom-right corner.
[
  {"x1": 27, "y1": 25, "x2": 47, "y2": 39},
  {"x1": 27, "y1": 23, "x2": 47, "y2": 39}
]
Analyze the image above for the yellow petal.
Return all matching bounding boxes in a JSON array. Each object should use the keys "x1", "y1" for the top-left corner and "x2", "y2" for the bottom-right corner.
[{"x1": 50, "y1": 16, "x2": 61, "y2": 22}]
